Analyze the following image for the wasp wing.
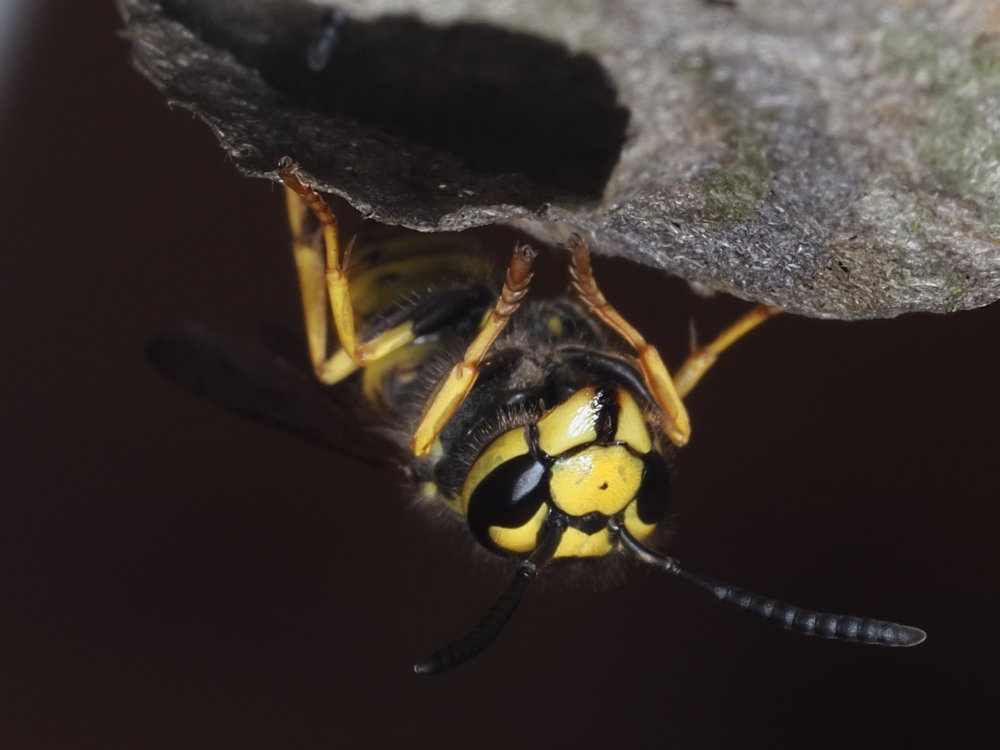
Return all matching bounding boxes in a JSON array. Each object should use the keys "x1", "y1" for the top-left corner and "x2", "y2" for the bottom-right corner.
[{"x1": 147, "y1": 322, "x2": 401, "y2": 471}]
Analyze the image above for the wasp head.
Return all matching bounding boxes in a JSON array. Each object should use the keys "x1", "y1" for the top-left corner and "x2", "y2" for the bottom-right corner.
[{"x1": 460, "y1": 383, "x2": 672, "y2": 560}]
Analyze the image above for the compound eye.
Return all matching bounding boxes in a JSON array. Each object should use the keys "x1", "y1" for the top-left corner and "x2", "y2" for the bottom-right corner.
[
  {"x1": 635, "y1": 454, "x2": 672, "y2": 525},
  {"x1": 622, "y1": 454, "x2": 671, "y2": 543},
  {"x1": 467, "y1": 454, "x2": 549, "y2": 553}
]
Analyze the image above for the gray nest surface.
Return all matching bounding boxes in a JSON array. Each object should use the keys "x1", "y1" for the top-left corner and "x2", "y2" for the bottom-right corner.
[{"x1": 119, "y1": 0, "x2": 1000, "y2": 318}]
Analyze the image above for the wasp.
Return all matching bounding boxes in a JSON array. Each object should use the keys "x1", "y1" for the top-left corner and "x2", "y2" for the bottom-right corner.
[{"x1": 150, "y1": 158, "x2": 925, "y2": 675}]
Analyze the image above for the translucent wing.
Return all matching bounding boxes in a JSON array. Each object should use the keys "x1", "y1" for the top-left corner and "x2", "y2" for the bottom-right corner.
[{"x1": 147, "y1": 322, "x2": 400, "y2": 471}]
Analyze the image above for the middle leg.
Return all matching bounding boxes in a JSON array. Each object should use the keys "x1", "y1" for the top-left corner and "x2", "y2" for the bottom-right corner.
[{"x1": 410, "y1": 244, "x2": 537, "y2": 457}]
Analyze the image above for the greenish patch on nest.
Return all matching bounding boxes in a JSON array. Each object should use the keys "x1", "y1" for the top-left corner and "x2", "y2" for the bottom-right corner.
[
  {"x1": 855, "y1": 172, "x2": 970, "y2": 305},
  {"x1": 873, "y1": 24, "x2": 1000, "y2": 232},
  {"x1": 891, "y1": 246, "x2": 969, "y2": 309},
  {"x1": 921, "y1": 100, "x2": 1000, "y2": 232},
  {"x1": 678, "y1": 65, "x2": 772, "y2": 227},
  {"x1": 696, "y1": 129, "x2": 770, "y2": 223}
]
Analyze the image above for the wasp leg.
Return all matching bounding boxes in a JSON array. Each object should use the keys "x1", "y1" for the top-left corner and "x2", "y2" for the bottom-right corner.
[
  {"x1": 314, "y1": 320, "x2": 419, "y2": 384},
  {"x1": 672, "y1": 304, "x2": 782, "y2": 399},
  {"x1": 283, "y1": 184, "x2": 331, "y2": 370},
  {"x1": 565, "y1": 234, "x2": 690, "y2": 447},
  {"x1": 410, "y1": 244, "x2": 537, "y2": 458},
  {"x1": 278, "y1": 159, "x2": 366, "y2": 369},
  {"x1": 278, "y1": 159, "x2": 422, "y2": 385}
]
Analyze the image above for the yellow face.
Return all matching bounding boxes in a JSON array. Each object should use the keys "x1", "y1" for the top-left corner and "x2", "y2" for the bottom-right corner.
[{"x1": 461, "y1": 386, "x2": 671, "y2": 559}]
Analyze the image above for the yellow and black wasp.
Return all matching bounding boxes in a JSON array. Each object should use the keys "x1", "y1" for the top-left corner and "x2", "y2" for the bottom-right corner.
[{"x1": 150, "y1": 158, "x2": 925, "y2": 675}]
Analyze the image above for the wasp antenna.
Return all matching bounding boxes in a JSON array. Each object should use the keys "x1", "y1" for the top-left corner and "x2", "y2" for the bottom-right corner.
[
  {"x1": 412, "y1": 562, "x2": 532, "y2": 676},
  {"x1": 611, "y1": 519, "x2": 926, "y2": 647},
  {"x1": 414, "y1": 516, "x2": 567, "y2": 675}
]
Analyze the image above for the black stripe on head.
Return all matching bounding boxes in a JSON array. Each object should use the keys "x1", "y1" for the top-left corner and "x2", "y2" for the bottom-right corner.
[{"x1": 594, "y1": 383, "x2": 619, "y2": 443}]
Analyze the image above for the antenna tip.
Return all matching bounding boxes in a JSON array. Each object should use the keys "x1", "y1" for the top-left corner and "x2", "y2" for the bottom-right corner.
[
  {"x1": 896, "y1": 625, "x2": 928, "y2": 647},
  {"x1": 413, "y1": 659, "x2": 440, "y2": 676}
]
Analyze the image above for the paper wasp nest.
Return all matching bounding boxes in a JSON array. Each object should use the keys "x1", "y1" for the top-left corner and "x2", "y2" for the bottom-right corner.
[{"x1": 119, "y1": 0, "x2": 1000, "y2": 318}]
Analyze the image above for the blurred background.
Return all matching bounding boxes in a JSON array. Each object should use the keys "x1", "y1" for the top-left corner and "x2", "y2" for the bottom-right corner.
[{"x1": 1, "y1": 3, "x2": 998, "y2": 748}]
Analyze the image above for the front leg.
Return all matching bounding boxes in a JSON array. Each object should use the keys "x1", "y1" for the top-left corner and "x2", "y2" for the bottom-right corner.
[
  {"x1": 410, "y1": 244, "x2": 537, "y2": 458},
  {"x1": 565, "y1": 234, "x2": 691, "y2": 447}
]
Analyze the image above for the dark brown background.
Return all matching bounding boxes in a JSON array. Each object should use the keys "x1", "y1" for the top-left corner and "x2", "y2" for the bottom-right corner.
[{"x1": 1, "y1": 3, "x2": 998, "y2": 748}]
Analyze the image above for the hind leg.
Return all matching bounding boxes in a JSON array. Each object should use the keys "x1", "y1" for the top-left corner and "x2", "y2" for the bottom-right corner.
[{"x1": 278, "y1": 159, "x2": 420, "y2": 385}]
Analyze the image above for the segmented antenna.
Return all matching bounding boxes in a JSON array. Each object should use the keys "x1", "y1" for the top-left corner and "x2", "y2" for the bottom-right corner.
[
  {"x1": 610, "y1": 518, "x2": 926, "y2": 647},
  {"x1": 414, "y1": 516, "x2": 567, "y2": 675}
]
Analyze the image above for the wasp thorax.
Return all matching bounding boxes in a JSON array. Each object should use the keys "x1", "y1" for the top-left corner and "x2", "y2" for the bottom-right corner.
[{"x1": 461, "y1": 385, "x2": 671, "y2": 559}]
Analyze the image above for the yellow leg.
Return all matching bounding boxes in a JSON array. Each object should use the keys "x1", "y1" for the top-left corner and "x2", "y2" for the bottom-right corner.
[
  {"x1": 316, "y1": 320, "x2": 416, "y2": 385},
  {"x1": 410, "y1": 244, "x2": 537, "y2": 457},
  {"x1": 672, "y1": 304, "x2": 783, "y2": 399},
  {"x1": 565, "y1": 234, "x2": 691, "y2": 447},
  {"x1": 278, "y1": 158, "x2": 419, "y2": 386},
  {"x1": 278, "y1": 159, "x2": 361, "y2": 366},
  {"x1": 284, "y1": 187, "x2": 329, "y2": 370}
]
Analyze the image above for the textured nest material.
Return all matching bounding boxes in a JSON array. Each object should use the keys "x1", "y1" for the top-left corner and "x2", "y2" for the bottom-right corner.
[{"x1": 119, "y1": 0, "x2": 1000, "y2": 318}]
